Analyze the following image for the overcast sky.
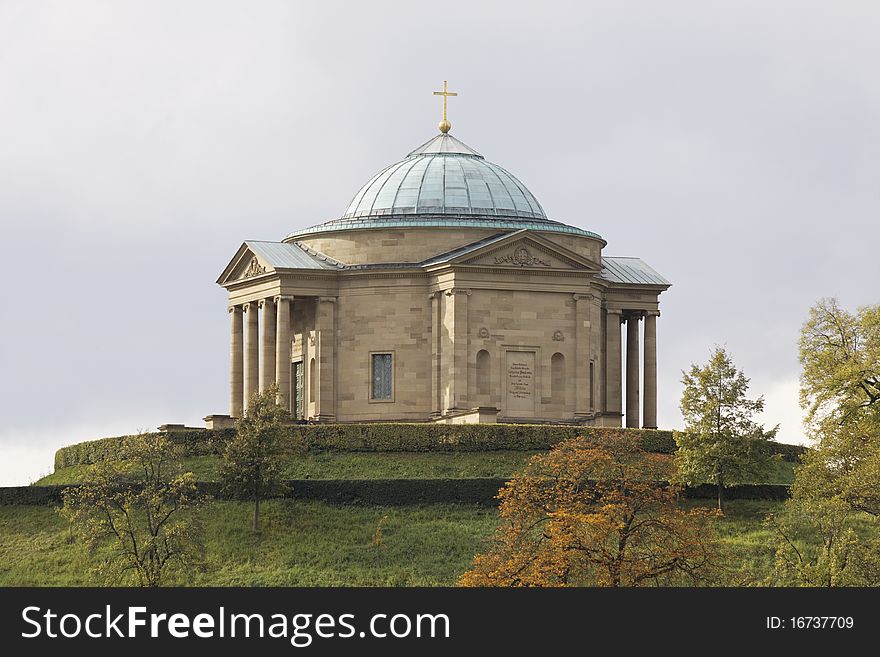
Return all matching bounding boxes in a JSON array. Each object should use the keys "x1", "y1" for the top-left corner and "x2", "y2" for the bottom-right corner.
[{"x1": 1, "y1": 0, "x2": 878, "y2": 486}]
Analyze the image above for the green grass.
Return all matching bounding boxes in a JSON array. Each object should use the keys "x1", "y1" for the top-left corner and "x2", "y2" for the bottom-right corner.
[
  {"x1": 0, "y1": 498, "x2": 815, "y2": 587},
  {"x1": 34, "y1": 452, "x2": 798, "y2": 486},
  {"x1": 0, "y1": 501, "x2": 499, "y2": 586},
  {"x1": 685, "y1": 499, "x2": 782, "y2": 583}
]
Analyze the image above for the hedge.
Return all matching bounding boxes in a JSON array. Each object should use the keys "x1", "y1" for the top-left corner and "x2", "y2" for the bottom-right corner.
[
  {"x1": 54, "y1": 425, "x2": 676, "y2": 469},
  {"x1": 53, "y1": 424, "x2": 807, "y2": 471},
  {"x1": 0, "y1": 480, "x2": 792, "y2": 507}
]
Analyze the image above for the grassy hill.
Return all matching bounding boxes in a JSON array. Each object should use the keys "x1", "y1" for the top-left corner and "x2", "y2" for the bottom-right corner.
[
  {"x1": 0, "y1": 499, "x2": 786, "y2": 586},
  {"x1": 3, "y1": 425, "x2": 805, "y2": 586}
]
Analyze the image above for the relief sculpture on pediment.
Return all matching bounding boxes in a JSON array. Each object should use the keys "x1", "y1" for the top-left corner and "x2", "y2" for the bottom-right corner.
[{"x1": 493, "y1": 247, "x2": 551, "y2": 267}]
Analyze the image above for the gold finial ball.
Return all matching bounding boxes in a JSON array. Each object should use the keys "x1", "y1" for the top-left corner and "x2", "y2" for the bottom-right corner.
[{"x1": 438, "y1": 119, "x2": 452, "y2": 134}]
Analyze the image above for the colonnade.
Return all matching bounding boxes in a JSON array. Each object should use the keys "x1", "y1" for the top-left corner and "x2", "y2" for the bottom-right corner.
[
  {"x1": 604, "y1": 309, "x2": 659, "y2": 429},
  {"x1": 228, "y1": 296, "x2": 293, "y2": 416}
]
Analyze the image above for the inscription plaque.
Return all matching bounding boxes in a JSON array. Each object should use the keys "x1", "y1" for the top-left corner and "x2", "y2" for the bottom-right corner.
[{"x1": 506, "y1": 351, "x2": 536, "y2": 417}]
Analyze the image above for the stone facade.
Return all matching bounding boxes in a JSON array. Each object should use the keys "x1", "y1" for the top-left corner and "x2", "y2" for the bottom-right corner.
[{"x1": 218, "y1": 229, "x2": 669, "y2": 427}]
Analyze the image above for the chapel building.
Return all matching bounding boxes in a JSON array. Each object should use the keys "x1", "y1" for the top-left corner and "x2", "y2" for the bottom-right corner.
[{"x1": 216, "y1": 90, "x2": 670, "y2": 428}]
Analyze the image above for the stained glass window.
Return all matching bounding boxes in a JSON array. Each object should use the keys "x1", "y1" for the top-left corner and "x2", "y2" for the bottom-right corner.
[{"x1": 371, "y1": 353, "x2": 393, "y2": 400}]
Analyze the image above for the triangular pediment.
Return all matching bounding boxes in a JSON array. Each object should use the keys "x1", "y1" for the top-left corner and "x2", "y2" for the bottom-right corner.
[
  {"x1": 448, "y1": 231, "x2": 599, "y2": 271},
  {"x1": 216, "y1": 243, "x2": 273, "y2": 286}
]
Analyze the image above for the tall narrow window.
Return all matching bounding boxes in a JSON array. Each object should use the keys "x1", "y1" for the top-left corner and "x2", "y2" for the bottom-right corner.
[
  {"x1": 309, "y1": 357, "x2": 316, "y2": 403},
  {"x1": 589, "y1": 361, "x2": 595, "y2": 410},
  {"x1": 292, "y1": 361, "x2": 304, "y2": 420},
  {"x1": 476, "y1": 349, "x2": 491, "y2": 396},
  {"x1": 371, "y1": 353, "x2": 393, "y2": 400},
  {"x1": 551, "y1": 352, "x2": 565, "y2": 405}
]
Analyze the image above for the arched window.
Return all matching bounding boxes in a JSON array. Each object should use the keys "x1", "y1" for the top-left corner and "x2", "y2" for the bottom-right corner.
[
  {"x1": 309, "y1": 357, "x2": 316, "y2": 403},
  {"x1": 476, "y1": 349, "x2": 491, "y2": 396},
  {"x1": 551, "y1": 352, "x2": 565, "y2": 405}
]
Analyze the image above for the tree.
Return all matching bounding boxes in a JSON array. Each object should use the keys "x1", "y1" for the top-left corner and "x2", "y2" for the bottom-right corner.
[
  {"x1": 459, "y1": 432, "x2": 722, "y2": 587},
  {"x1": 675, "y1": 347, "x2": 777, "y2": 513},
  {"x1": 218, "y1": 384, "x2": 291, "y2": 531},
  {"x1": 799, "y1": 298, "x2": 880, "y2": 432},
  {"x1": 767, "y1": 299, "x2": 880, "y2": 586},
  {"x1": 59, "y1": 433, "x2": 205, "y2": 587},
  {"x1": 768, "y1": 423, "x2": 880, "y2": 586}
]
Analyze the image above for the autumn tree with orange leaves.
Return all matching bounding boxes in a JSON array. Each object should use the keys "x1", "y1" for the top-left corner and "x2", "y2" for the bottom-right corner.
[{"x1": 460, "y1": 432, "x2": 722, "y2": 587}]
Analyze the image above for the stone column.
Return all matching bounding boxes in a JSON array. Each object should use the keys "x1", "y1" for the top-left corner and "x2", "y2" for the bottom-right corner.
[
  {"x1": 275, "y1": 296, "x2": 292, "y2": 410},
  {"x1": 244, "y1": 300, "x2": 259, "y2": 412},
  {"x1": 573, "y1": 294, "x2": 592, "y2": 419},
  {"x1": 260, "y1": 298, "x2": 276, "y2": 392},
  {"x1": 430, "y1": 292, "x2": 441, "y2": 417},
  {"x1": 604, "y1": 308, "x2": 622, "y2": 419},
  {"x1": 643, "y1": 311, "x2": 659, "y2": 429},
  {"x1": 314, "y1": 296, "x2": 337, "y2": 422},
  {"x1": 229, "y1": 305, "x2": 243, "y2": 418},
  {"x1": 590, "y1": 295, "x2": 602, "y2": 412},
  {"x1": 625, "y1": 313, "x2": 641, "y2": 428},
  {"x1": 445, "y1": 288, "x2": 470, "y2": 411}
]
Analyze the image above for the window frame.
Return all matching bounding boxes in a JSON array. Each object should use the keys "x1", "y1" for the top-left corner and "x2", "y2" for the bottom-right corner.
[{"x1": 369, "y1": 351, "x2": 395, "y2": 403}]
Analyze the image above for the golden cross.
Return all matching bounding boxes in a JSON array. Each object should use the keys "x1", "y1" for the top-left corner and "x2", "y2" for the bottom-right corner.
[{"x1": 433, "y1": 80, "x2": 458, "y2": 133}]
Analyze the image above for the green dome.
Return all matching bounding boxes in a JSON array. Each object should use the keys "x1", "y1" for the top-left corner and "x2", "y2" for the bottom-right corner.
[{"x1": 287, "y1": 133, "x2": 600, "y2": 240}]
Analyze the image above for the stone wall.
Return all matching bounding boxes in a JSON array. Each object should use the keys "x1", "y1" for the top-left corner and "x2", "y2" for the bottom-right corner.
[
  {"x1": 294, "y1": 227, "x2": 499, "y2": 265},
  {"x1": 333, "y1": 280, "x2": 433, "y2": 421}
]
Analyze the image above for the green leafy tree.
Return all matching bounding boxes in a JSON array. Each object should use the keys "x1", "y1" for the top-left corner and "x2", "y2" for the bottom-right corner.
[
  {"x1": 768, "y1": 421, "x2": 880, "y2": 586},
  {"x1": 799, "y1": 298, "x2": 880, "y2": 432},
  {"x1": 769, "y1": 300, "x2": 880, "y2": 586},
  {"x1": 796, "y1": 300, "x2": 880, "y2": 516},
  {"x1": 218, "y1": 384, "x2": 291, "y2": 531},
  {"x1": 675, "y1": 347, "x2": 778, "y2": 513},
  {"x1": 59, "y1": 433, "x2": 205, "y2": 587}
]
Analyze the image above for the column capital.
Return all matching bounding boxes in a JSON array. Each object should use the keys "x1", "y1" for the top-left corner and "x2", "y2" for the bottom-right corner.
[
  {"x1": 273, "y1": 295, "x2": 294, "y2": 304},
  {"x1": 645, "y1": 310, "x2": 660, "y2": 317},
  {"x1": 623, "y1": 310, "x2": 644, "y2": 321},
  {"x1": 317, "y1": 296, "x2": 337, "y2": 304},
  {"x1": 228, "y1": 305, "x2": 242, "y2": 314},
  {"x1": 258, "y1": 298, "x2": 272, "y2": 309},
  {"x1": 605, "y1": 307, "x2": 623, "y2": 316},
  {"x1": 572, "y1": 293, "x2": 594, "y2": 302},
  {"x1": 242, "y1": 301, "x2": 257, "y2": 312},
  {"x1": 428, "y1": 291, "x2": 442, "y2": 300},
  {"x1": 446, "y1": 287, "x2": 471, "y2": 296}
]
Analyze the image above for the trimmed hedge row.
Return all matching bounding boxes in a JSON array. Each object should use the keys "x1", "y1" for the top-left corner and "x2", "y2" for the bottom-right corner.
[
  {"x1": 682, "y1": 483, "x2": 791, "y2": 501},
  {"x1": 761, "y1": 441, "x2": 807, "y2": 463},
  {"x1": 0, "y1": 480, "x2": 792, "y2": 507},
  {"x1": 53, "y1": 424, "x2": 807, "y2": 471},
  {"x1": 0, "y1": 486, "x2": 69, "y2": 505},
  {"x1": 54, "y1": 425, "x2": 676, "y2": 469},
  {"x1": 54, "y1": 429, "x2": 235, "y2": 469}
]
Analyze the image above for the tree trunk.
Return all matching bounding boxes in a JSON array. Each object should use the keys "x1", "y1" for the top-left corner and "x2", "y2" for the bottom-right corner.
[{"x1": 717, "y1": 470, "x2": 725, "y2": 514}]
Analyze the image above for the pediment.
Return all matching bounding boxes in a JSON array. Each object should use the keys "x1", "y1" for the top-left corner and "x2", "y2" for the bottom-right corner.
[
  {"x1": 454, "y1": 233, "x2": 599, "y2": 272},
  {"x1": 217, "y1": 244, "x2": 273, "y2": 286}
]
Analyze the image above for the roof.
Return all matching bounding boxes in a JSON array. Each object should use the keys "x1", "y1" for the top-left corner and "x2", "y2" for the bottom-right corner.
[
  {"x1": 599, "y1": 257, "x2": 671, "y2": 286},
  {"x1": 419, "y1": 232, "x2": 514, "y2": 266},
  {"x1": 244, "y1": 240, "x2": 342, "y2": 270},
  {"x1": 341, "y1": 143, "x2": 546, "y2": 220},
  {"x1": 227, "y1": 241, "x2": 669, "y2": 289},
  {"x1": 408, "y1": 133, "x2": 483, "y2": 157},
  {"x1": 285, "y1": 132, "x2": 602, "y2": 241}
]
